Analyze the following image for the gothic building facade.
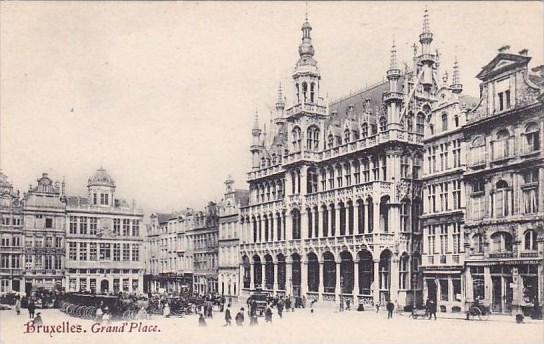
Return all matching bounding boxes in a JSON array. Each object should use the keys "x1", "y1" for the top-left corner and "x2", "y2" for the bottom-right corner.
[{"x1": 237, "y1": 11, "x2": 463, "y2": 308}]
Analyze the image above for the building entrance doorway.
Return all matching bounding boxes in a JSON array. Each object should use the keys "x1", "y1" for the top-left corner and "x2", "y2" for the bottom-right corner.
[{"x1": 100, "y1": 280, "x2": 109, "y2": 293}]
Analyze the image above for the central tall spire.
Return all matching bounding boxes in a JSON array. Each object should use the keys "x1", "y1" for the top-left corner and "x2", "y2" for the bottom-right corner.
[{"x1": 298, "y1": 16, "x2": 315, "y2": 59}]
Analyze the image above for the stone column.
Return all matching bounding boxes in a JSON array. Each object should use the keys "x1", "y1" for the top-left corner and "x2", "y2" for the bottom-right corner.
[
  {"x1": 239, "y1": 264, "x2": 244, "y2": 291},
  {"x1": 353, "y1": 259, "x2": 360, "y2": 296},
  {"x1": 250, "y1": 263, "x2": 255, "y2": 290},
  {"x1": 273, "y1": 262, "x2": 278, "y2": 291},
  {"x1": 301, "y1": 260, "x2": 308, "y2": 296},
  {"x1": 448, "y1": 276, "x2": 454, "y2": 310},
  {"x1": 353, "y1": 200, "x2": 359, "y2": 236},
  {"x1": 318, "y1": 208, "x2": 325, "y2": 237},
  {"x1": 286, "y1": 261, "x2": 293, "y2": 295},
  {"x1": 301, "y1": 209, "x2": 309, "y2": 240},
  {"x1": 269, "y1": 215, "x2": 274, "y2": 242},
  {"x1": 484, "y1": 266, "x2": 492, "y2": 304},
  {"x1": 373, "y1": 201, "x2": 380, "y2": 234},
  {"x1": 318, "y1": 262, "x2": 324, "y2": 298},
  {"x1": 285, "y1": 212, "x2": 292, "y2": 241},
  {"x1": 363, "y1": 202, "x2": 369, "y2": 234},
  {"x1": 336, "y1": 261, "x2": 342, "y2": 297},
  {"x1": 262, "y1": 263, "x2": 266, "y2": 289},
  {"x1": 390, "y1": 257, "x2": 399, "y2": 303},
  {"x1": 335, "y1": 205, "x2": 341, "y2": 237},
  {"x1": 373, "y1": 258, "x2": 380, "y2": 305}
]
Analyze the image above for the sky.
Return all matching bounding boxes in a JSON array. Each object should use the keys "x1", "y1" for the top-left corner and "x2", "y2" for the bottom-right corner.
[{"x1": 1, "y1": 1, "x2": 542, "y2": 216}]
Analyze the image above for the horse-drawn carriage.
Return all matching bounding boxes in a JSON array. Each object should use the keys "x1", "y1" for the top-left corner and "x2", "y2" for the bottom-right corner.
[{"x1": 60, "y1": 293, "x2": 148, "y2": 320}]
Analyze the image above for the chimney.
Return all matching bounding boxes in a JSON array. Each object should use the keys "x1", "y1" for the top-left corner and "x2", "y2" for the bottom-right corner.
[
  {"x1": 498, "y1": 45, "x2": 511, "y2": 53},
  {"x1": 518, "y1": 49, "x2": 528, "y2": 56}
]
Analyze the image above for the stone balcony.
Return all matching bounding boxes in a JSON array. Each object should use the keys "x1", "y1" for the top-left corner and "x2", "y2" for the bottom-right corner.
[{"x1": 285, "y1": 103, "x2": 327, "y2": 117}]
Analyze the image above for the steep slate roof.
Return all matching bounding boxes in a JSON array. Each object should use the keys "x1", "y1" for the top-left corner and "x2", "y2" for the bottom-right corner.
[{"x1": 327, "y1": 79, "x2": 391, "y2": 128}]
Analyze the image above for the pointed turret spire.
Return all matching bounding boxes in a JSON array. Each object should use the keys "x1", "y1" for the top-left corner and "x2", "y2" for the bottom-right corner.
[
  {"x1": 275, "y1": 82, "x2": 285, "y2": 110},
  {"x1": 422, "y1": 6, "x2": 430, "y2": 34},
  {"x1": 450, "y1": 57, "x2": 463, "y2": 93},
  {"x1": 419, "y1": 7, "x2": 433, "y2": 52},
  {"x1": 389, "y1": 41, "x2": 398, "y2": 70},
  {"x1": 252, "y1": 109, "x2": 260, "y2": 131}
]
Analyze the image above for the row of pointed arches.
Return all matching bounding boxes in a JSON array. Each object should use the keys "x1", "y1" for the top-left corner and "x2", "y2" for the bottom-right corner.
[{"x1": 241, "y1": 249, "x2": 420, "y2": 295}]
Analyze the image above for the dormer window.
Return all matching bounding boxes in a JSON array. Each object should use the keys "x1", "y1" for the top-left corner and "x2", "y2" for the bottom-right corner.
[
  {"x1": 344, "y1": 130, "x2": 351, "y2": 144},
  {"x1": 327, "y1": 134, "x2": 334, "y2": 149},
  {"x1": 496, "y1": 78, "x2": 512, "y2": 112}
]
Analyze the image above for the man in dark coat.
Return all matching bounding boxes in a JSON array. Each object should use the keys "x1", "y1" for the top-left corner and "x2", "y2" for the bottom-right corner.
[
  {"x1": 277, "y1": 299, "x2": 284, "y2": 318},
  {"x1": 264, "y1": 305, "x2": 273, "y2": 323},
  {"x1": 285, "y1": 296, "x2": 291, "y2": 312},
  {"x1": 224, "y1": 304, "x2": 232, "y2": 326},
  {"x1": 386, "y1": 300, "x2": 394, "y2": 319},
  {"x1": 235, "y1": 308, "x2": 245, "y2": 326},
  {"x1": 27, "y1": 299, "x2": 36, "y2": 319},
  {"x1": 428, "y1": 299, "x2": 437, "y2": 320}
]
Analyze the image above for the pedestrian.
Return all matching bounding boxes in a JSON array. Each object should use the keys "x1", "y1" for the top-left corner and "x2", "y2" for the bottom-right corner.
[
  {"x1": 163, "y1": 303, "x2": 171, "y2": 318},
  {"x1": 28, "y1": 299, "x2": 36, "y2": 319},
  {"x1": 285, "y1": 296, "x2": 291, "y2": 312},
  {"x1": 428, "y1": 299, "x2": 437, "y2": 320},
  {"x1": 198, "y1": 313, "x2": 207, "y2": 327},
  {"x1": 302, "y1": 295, "x2": 307, "y2": 309},
  {"x1": 95, "y1": 306, "x2": 104, "y2": 322},
  {"x1": 250, "y1": 299, "x2": 257, "y2": 317},
  {"x1": 277, "y1": 299, "x2": 284, "y2": 318},
  {"x1": 33, "y1": 312, "x2": 43, "y2": 326},
  {"x1": 224, "y1": 304, "x2": 232, "y2": 326},
  {"x1": 265, "y1": 305, "x2": 273, "y2": 324},
  {"x1": 250, "y1": 313, "x2": 258, "y2": 326},
  {"x1": 339, "y1": 297, "x2": 344, "y2": 312},
  {"x1": 425, "y1": 298, "x2": 430, "y2": 318},
  {"x1": 375, "y1": 302, "x2": 380, "y2": 313},
  {"x1": 102, "y1": 309, "x2": 111, "y2": 323},
  {"x1": 15, "y1": 296, "x2": 21, "y2": 316},
  {"x1": 235, "y1": 308, "x2": 245, "y2": 326},
  {"x1": 346, "y1": 298, "x2": 351, "y2": 311},
  {"x1": 386, "y1": 300, "x2": 394, "y2": 319}
]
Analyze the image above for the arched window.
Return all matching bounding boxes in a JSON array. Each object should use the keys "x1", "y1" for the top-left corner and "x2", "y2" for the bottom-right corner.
[
  {"x1": 494, "y1": 180, "x2": 510, "y2": 217},
  {"x1": 454, "y1": 114, "x2": 459, "y2": 127},
  {"x1": 295, "y1": 83, "x2": 300, "y2": 103},
  {"x1": 344, "y1": 163, "x2": 352, "y2": 186},
  {"x1": 416, "y1": 112, "x2": 425, "y2": 134},
  {"x1": 344, "y1": 129, "x2": 351, "y2": 144},
  {"x1": 292, "y1": 126, "x2": 302, "y2": 152},
  {"x1": 524, "y1": 122, "x2": 540, "y2": 153},
  {"x1": 470, "y1": 136, "x2": 486, "y2": 165},
  {"x1": 524, "y1": 230, "x2": 537, "y2": 251},
  {"x1": 310, "y1": 82, "x2": 315, "y2": 103},
  {"x1": 490, "y1": 231, "x2": 513, "y2": 252},
  {"x1": 401, "y1": 154, "x2": 410, "y2": 178},
  {"x1": 379, "y1": 116, "x2": 387, "y2": 132},
  {"x1": 302, "y1": 82, "x2": 308, "y2": 103},
  {"x1": 413, "y1": 153, "x2": 422, "y2": 179},
  {"x1": 307, "y1": 167, "x2": 318, "y2": 194},
  {"x1": 291, "y1": 209, "x2": 301, "y2": 239},
  {"x1": 328, "y1": 167, "x2": 335, "y2": 189},
  {"x1": 361, "y1": 123, "x2": 368, "y2": 137},
  {"x1": 306, "y1": 126, "x2": 320, "y2": 151},
  {"x1": 441, "y1": 112, "x2": 448, "y2": 131},
  {"x1": 399, "y1": 254, "x2": 410, "y2": 290},
  {"x1": 327, "y1": 134, "x2": 334, "y2": 149}
]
